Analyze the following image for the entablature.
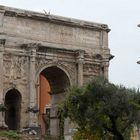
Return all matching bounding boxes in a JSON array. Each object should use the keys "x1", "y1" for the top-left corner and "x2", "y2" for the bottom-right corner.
[{"x1": 0, "y1": 5, "x2": 110, "y2": 32}]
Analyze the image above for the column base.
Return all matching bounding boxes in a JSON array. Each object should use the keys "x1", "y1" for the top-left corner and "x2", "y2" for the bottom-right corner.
[
  {"x1": 29, "y1": 112, "x2": 38, "y2": 127},
  {"x1": 50, "y1": 106, "x2": 60, "y2": 137},
  {"x1": 0, "y1": 112, "x2": 8, "y2": 130},
  {"x1": 0, "y1": 123, "x2": 8, "y2": 130}
]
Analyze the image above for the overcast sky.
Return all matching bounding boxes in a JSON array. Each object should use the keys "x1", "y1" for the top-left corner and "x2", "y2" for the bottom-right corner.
[{"x1": 0, "y1": 0, "x2": 140, "y2": 88}]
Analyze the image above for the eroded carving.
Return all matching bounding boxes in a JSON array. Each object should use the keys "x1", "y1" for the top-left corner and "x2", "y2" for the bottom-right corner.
[
  {"x1": 35, "y1": 57, "x2": 77, "y2": 85},
  {"x1": 4, "y1": 54, "x2": 28, "y2": 83},
  {"x1": 83, "y1": 64, "x2": 101, "y2": 76}
]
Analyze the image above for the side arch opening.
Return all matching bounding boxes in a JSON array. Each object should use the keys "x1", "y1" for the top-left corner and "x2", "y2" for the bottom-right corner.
[{"x1": 5, "y1": 88, "x2": 21, "y2": 130}]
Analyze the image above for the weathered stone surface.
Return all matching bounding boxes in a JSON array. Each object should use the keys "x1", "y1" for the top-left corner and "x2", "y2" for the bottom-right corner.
[{"x1": 0, "y1": 5, "x2": 112, "y2": 138}]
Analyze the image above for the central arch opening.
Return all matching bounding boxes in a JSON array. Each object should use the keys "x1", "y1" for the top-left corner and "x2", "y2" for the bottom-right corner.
[
  {"x1": 5, "y1": 89, "x2": 21, "y2": 130},
  {"x1": 37, "y1": 66, "x2": 70, "y2": 135}
]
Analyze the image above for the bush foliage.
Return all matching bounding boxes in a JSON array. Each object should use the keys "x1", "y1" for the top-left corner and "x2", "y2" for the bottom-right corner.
[
  {"x1": 0, "y1": 130, "x2": 21, "y2": 139},
  {"x1": 58, "y1": 76, "x2": 140, "y2": 140}
]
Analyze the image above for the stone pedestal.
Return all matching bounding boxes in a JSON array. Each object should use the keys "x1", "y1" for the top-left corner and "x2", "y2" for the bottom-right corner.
[
  {"x1": 49, "y1": 92, "x2": 65, "y2": 137},
  {"x1": 50, "y1": 106, "x2": 59, "y2": 137},
  {"x1": 64, "y1": 118, "x2": 74, "y2": 140}
]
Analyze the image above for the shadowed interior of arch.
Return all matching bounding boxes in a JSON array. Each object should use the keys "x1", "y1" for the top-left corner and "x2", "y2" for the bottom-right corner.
[
  {"x1": 5, "y1": 89, "x2": 21, "y2": 130},
  {"x1": 41, "y1": 66, "x2": 70, "y2": 94},
  {"x1": 37, "y1": 66, "x2": 70, "y2": 134}
]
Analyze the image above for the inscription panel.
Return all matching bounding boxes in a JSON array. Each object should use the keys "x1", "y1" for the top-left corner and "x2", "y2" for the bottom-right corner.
[{"x1": 3, "y1": 16, "x2": 101, "y2": 49}]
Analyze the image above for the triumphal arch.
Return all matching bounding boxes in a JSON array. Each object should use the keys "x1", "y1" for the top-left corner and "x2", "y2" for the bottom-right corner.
[{"x1": 0, "y1": 5, "x2": 112, "y2": 138}]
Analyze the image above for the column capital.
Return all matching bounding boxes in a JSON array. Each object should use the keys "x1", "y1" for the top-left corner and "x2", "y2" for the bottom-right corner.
[
  {"x1": 76, "y1": 49, "x2": 85, "y2": 64},
  {"x1": 27, "y1": 43, "x2": 40, "y2": 49},
  {"x1": 76, "y1": 49, "x2": 85, "y2": 57},
  {"x1": 101, "y1": 62, "x2": 109, "y2": 67},
  {"x1": 21, "y1": 43, "x2": 40, "y2": 53}
]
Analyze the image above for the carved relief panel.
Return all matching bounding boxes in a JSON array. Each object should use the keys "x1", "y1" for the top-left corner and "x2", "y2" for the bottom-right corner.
[
  {"x1": 83, "y1": 63, "x2": 101, "y2": 83},
  {"x1": 3, "y1": 54, "x2": 29, "y2": 84}
]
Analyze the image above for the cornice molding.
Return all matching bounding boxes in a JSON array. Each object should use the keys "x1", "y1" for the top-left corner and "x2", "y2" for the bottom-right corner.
[{"x1": 0, "y1": 5, "x2": 110, "y2": 32}]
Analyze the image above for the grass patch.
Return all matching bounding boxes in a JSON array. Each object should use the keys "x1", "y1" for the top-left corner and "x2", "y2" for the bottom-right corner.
[{"x1": 0, "y1": 130, "x2": 21, "y2": 139}]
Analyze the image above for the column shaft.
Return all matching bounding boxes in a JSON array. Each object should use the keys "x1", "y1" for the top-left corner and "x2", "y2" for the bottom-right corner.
[
  {"x1": 77, "y1": 50, "x2": 84, "y2": 86},
  {"x1": 0, "y1": 46, "x2": 4, "y2": 103},
  {"x1": 29, "y1": 47, "x2": 38, "y2": 127},
  {"x1": 77, "y1": 62, "x2": 83, "y2": 86},
  {"x1": 0, "y1": 40, "x2": 6, "y2": 127}
]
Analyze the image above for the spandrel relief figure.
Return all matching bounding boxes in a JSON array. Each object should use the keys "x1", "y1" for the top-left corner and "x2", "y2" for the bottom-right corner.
[{"x1": 9, "y1": 61, "x2": 16, "y2": 81}]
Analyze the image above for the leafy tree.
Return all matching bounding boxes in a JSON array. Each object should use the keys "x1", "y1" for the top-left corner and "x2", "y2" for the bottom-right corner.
[{"x1": 58, "y1": 76, "x2": 140, "y2": 140}]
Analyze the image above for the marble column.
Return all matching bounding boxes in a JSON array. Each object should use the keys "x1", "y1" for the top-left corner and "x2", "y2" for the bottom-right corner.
[
  {"x1": 28, "y1": 43, "x2": 38, "y2": 127},
  {"x1": 0, "y1": 39, "x2": 6, "y2": 127},
  {"x1": 76, "y1": 50, "x2": 84, "y2": 86}
]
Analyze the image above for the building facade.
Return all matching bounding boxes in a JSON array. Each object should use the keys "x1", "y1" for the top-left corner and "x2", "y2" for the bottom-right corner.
[{"x1": 0, "y1": 5, "x2": 112, "y2": 138}]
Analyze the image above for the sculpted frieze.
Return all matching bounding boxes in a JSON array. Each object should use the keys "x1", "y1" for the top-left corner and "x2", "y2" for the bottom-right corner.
[
  {"x1": 83, "y1": 64, "x2": 101, "y2": 75},
  {"x1": 35, "y1": 58, "x2": 52, "y2": 72},
  {"x1": 4, "y1": 54, "x2": 28, "y2": 83}
]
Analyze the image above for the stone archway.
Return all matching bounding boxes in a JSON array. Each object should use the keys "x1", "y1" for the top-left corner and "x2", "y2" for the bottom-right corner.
[
  {"x1": 5, "y1": 89, "x2": 21, "y2": 130},
  {"x1": 37, "y1": 66, "x2": 71, "y2": 136}
]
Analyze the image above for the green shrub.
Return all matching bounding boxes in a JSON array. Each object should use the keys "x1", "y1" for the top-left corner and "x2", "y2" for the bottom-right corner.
[{"x1": 0, "y1": 130, "x2": 21, "y2": 139}]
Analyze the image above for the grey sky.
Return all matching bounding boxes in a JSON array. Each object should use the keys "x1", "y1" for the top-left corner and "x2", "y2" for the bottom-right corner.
[{"x1": 0, "y1": 0, "x2": 140, "y2": 88}]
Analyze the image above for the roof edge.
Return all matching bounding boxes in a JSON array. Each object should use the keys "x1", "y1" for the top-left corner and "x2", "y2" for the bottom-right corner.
[{"x1": 0, "y1": 5, "x2": 110, "y2": 32}]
